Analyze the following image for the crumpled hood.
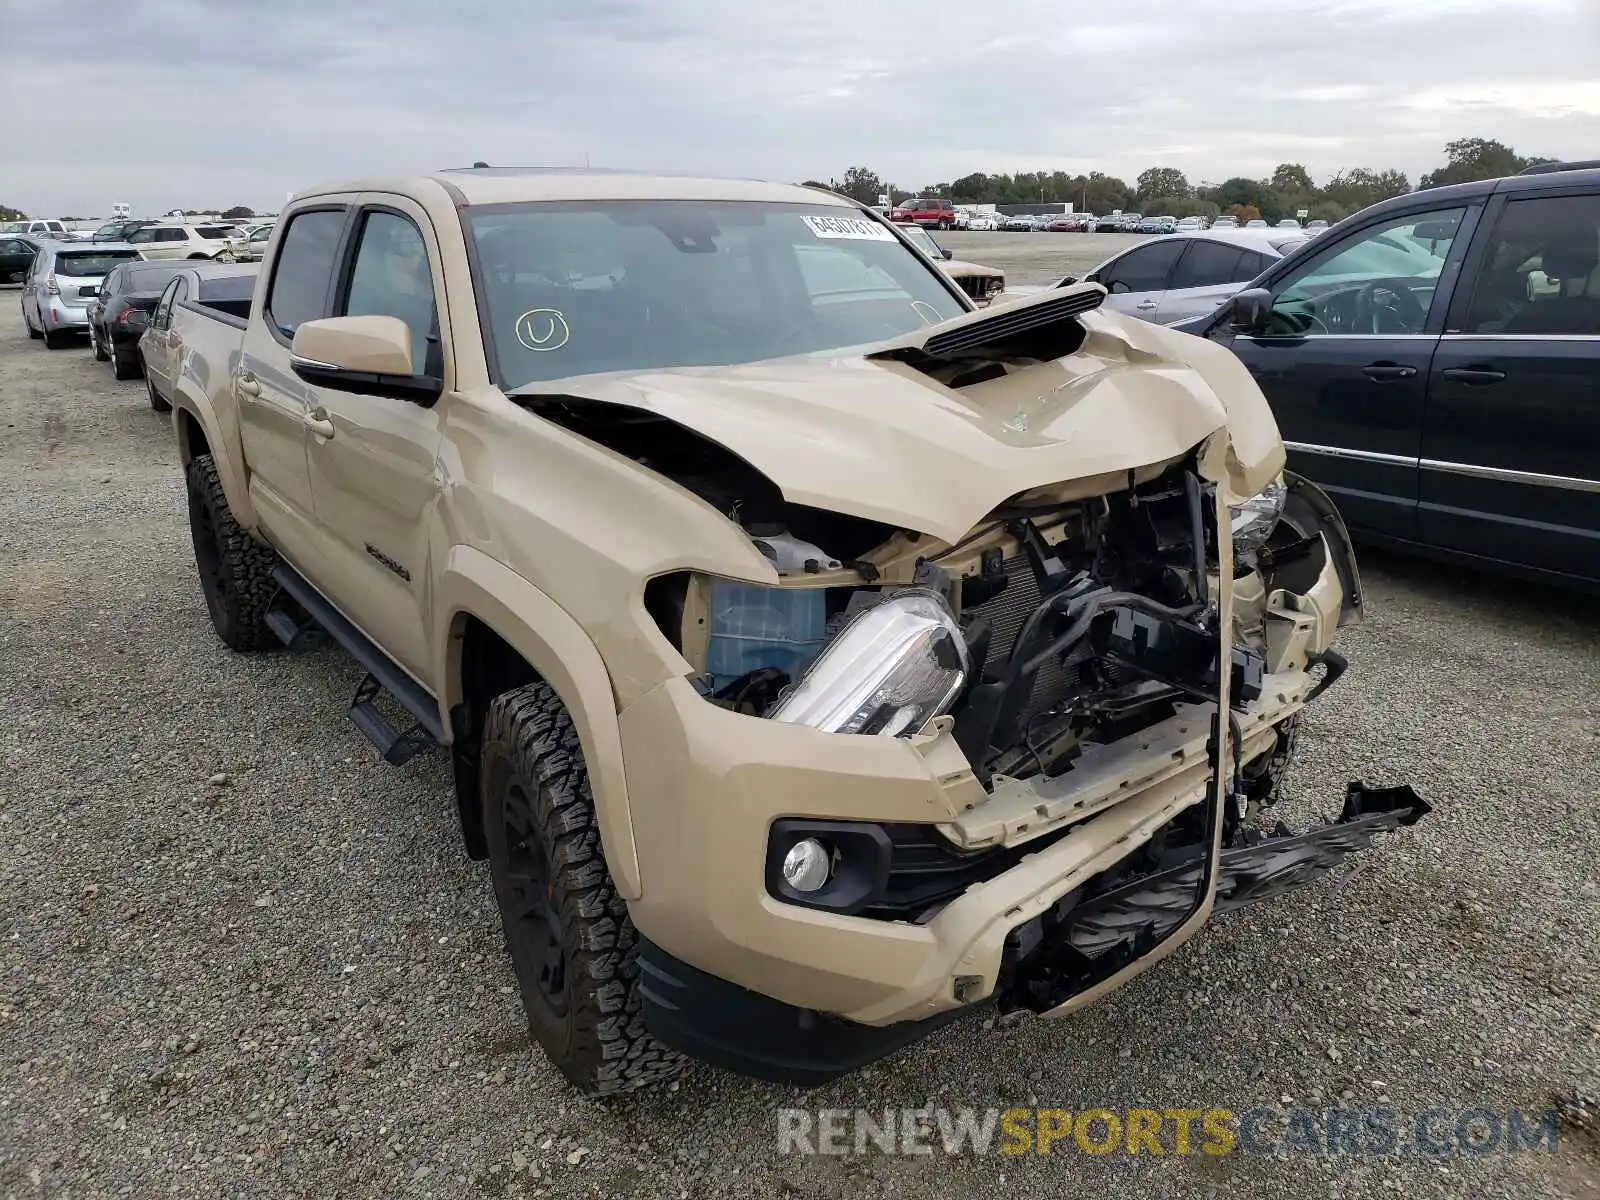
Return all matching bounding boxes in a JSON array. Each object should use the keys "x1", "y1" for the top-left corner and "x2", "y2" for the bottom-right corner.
[{"x1": 513, "y1": 298, "x2": 1284, "y2": 543}]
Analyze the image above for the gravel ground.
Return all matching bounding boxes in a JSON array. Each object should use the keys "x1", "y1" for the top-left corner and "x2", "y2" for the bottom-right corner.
[{"x1": 1, "y1": 266, "x2": 1597, "y2": 1200}]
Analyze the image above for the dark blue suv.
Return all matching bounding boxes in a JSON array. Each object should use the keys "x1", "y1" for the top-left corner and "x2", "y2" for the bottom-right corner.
[{"x1": 1176, "y1": 161, "x2": 1600, "y2": 593}]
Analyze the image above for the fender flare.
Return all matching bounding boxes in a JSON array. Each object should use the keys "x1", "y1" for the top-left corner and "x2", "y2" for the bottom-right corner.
[
  {"x1": 434, "y1": 546, "x2": 641, "y2": 900},
  {"x1": 170, "y1": 384, "x2": 257, "y2": 531},
  {"x1": 1283, "y1": 471, "x2": 1363, "y2": 626}
]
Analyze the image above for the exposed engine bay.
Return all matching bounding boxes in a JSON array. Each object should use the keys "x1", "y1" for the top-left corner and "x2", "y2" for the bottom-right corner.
[{"x1": 630, "y1": 453, "x2": 1321, "y2": 792}]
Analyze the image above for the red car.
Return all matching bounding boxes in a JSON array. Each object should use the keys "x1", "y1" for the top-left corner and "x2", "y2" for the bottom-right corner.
[{"x1": 889, "y1": 197, "x2": 958, "y2": 229}]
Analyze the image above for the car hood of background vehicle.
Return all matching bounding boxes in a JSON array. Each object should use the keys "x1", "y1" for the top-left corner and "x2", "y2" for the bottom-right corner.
[
  {"x1": 510, "y1": 301, "x2": 1282, "y2": 543},
  {"x1": 941, "y1": 258, "x2": 1001, "y2": 279}
]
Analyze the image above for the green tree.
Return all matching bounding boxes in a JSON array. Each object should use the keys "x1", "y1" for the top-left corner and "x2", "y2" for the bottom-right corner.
[
  {"x1": 1418, "y1": 137, "x2": 1548, "y2": 189},
  {"x1": 1308, "y1": 200, "x2": 1348, "y2": 224},
  {"x1": 222, "y1": 205, "x2": 255, "y2": 220},
  {"x1": 838, "y1": 166, "x2": 884, "y2": 206},
  {"x1": 1216, "y1": 177, "x2": 1278, "y2": 220},
  {"x1": 1270, "y1": 163, "x2": 1315, "y2": 194},
  {"x1": 1324, "y1": 167, "x2": 1411, "y2": 213},
  {"x1": 1135, "y1": 167, "x2": 1192, "y2": 208},
  {"x1": 950, "y1": 173, "x2": 991, "y2": 203},
  {"x1": 1083, "y1": 171, "x2": 1131, "y2": 213},
  {"x1": 0, "y1": 204, "x2": 24, "y2": 220}
]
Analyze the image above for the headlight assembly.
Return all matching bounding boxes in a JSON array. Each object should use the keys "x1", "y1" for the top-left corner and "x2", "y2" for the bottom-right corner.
[
  {"x1": 1229, "y1": 476, "x2": 1288, "y2": 558},
  {"x1": 769, "y1": 590, "x2": 968, "y2": 738}
]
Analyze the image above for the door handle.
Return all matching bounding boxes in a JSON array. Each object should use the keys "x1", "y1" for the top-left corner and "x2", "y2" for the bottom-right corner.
[
  {"x1": 236, "y1": 372, "x2": 261, "y2": 396},
  {"x1": 304, "y1": 410, "x2": 336, "y2": 440},
  {"x1": 1440, "y1": 367, "x2": 1507, "y2": 386},
  {"x1": 1360, "y1": 363, "x2": 1417, "y2": 381},
  {"x1": 1136, "y1": 300, "x2": 1159, "y2": 311}
]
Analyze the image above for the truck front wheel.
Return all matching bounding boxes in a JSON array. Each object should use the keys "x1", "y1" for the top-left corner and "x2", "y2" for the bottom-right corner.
[
  {"x1": 480, "y1": 682, "x2": 683, "y2": 1095},
  {"x1": 184, "y1": 454, "x2": 278, "y2": 652}
]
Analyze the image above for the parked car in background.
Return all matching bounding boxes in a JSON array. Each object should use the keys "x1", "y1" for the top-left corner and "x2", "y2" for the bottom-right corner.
[
  {"x1": 219, "y1": 223, "x2": 274, "y2": 262},
  {"x1": 1042, "y1": 215, "x2": 1078, "y2": 232},
  {"x1": 1175, "y1": 215, "x2": 1209, "y2": 232},
  {"x1": 1008, "y1": 228, "x2": 1308, "y2": 325},
  {"x1": 138, "y1": 262, "x2": 259, "y2": 411},
  {"x1": 19, "y1": 241, "x2": 142, "y2": 348},
  {"x1": 1178, "y1": 161, "x2": 1600, "y2": 592},
  {"x1": 1118, "y1": 213, "x2": 1144, "y2": 231},
  {"x1": 93, "y1": 219, "x2": 157, "y2": 242},
  {"x1": 1304, "y1": 219, "x2": 1331, "y2": 236},
  {"x1": 1, "y1": 218, "x2": 69, "y2": 238},
  {"x1": 1275, "y1": 219, "x2": 1302, "y2": 231},
  {"x1": 1136, "y1": 216, "x2": 1177, "y2": 234},
  {"x1": 87, "y1": 260, "x2": 190, "y2": 379},
  {"x1": 1245, "y1": 219, "x2": 1269, "y2": 229},
  {"x1": 124, "y1": 223, "x2": 239, "y2": 260},
  {"x1": 897, "y1": 222, "x2": 1005, "y2": 302},
  {"x1": 965, "y1": 212, "x2": 1000, "y2": 231},
  {"x1": 889, "y1": 197, "x2": 958, "y2": 229},
  {"x1": 0, "y1": 234, "x2": 42, "y2": 284},
  {"x1": 1002, "y1": 213, "x2": 1038, "y2": 231},
  {"x1": 1211, "y1": 215, "x2": 1239, "y2": 230},
  {"x1": 1093, "y1": 213, "x2": 1126, "y2": 232}
]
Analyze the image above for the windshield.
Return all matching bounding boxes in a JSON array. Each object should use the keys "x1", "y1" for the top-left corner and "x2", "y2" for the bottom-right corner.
[
  {"x1": 468, "y1": 200, "x2": 967, "y2": 389},
  {"x1": 0, "y1": 222, "x2": 26, "y2": 234},
  {"x1": 54, "y1": 250, "x2": 140, "y2": 277}
]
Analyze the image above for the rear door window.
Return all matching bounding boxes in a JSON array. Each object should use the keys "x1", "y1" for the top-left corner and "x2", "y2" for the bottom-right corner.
[
  {"x1": 1461, "y1": 193, "x2": 1600, "y2": 335},
  {"x1": 1100, "y1": 240, "x2": 1186, "y2": 293},
  {"x1": 1168, "y1": 241, "x2": 1249, "y2": 289},
  {"x1": 155, "y1": 228, "x2": 187, "y2": 243},
  {"x1": 265, "y1": 209, "x2": 346, "y2": 338}
]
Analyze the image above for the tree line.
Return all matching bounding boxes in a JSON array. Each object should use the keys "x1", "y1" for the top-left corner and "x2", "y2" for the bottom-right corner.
[{"x1": 804, "y1": 138, "x2": 1557, "y2": 224}]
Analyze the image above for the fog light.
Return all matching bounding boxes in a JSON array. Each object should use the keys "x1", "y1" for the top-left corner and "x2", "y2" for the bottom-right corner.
[{"x1": 782, "y1": 838, "x2": 831, "y2": 893}]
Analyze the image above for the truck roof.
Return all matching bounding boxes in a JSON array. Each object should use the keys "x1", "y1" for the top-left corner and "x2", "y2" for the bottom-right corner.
[{"x1": 292, "y1": 168, "x2": 858, "y2": 209}]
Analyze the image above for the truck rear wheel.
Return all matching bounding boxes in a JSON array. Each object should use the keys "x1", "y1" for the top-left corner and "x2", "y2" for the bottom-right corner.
[
  {"x1": 184, "y1": 454, "x2": 278, "y2": 652},
  {"x1": 480, "y1": 682, "x2": 683, "y2": 1095}
]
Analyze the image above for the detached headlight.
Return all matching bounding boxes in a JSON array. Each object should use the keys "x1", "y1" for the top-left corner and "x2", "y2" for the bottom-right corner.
[
  {"x1": 770, "y1": 590, "x2": 968, "y2": 738},
  {"x1": 1230, "y1": 476, "x2": 1288, "y2": 556}
]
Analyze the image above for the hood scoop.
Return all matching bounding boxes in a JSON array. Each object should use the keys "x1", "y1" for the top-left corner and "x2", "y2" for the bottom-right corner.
[{"x1": 869, "y1": 283, "x2": 1107, "y2": 378}]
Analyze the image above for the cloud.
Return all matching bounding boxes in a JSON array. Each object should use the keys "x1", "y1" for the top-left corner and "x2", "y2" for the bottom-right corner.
[{"x1": 2, "y1": 0, "x2": 1596, "y2": 214}]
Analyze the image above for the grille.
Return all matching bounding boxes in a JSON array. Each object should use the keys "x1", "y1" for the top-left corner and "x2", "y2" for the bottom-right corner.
[
  {"x1": 964, "y1": 555, "x2": 1082, "y2": 732},
  {"x1": 954, "y1": 275, "x2": 986, "y2": 300}
]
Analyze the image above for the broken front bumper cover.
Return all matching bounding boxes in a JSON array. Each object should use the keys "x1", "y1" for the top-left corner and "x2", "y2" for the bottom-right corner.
[{"x1": 999, "y1": 781, "x2": 1432, "y2": 1014}]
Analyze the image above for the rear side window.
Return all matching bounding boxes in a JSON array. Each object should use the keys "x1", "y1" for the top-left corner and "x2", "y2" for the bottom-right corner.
[
  {"x1": 1169, "y1": 241, "x2": 1249, "y2": 289},
  {"x1": 195, "y1": 226, "x2": 233, "y2": 239},
  {"x1": 155, "y1": 228, "x2": 187, "y2": 243},
  {"x1": 266, "y1": 210, "x2": 346, "y2": 338}
]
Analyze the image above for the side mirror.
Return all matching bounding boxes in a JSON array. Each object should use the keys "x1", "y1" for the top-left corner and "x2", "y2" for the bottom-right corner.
[
  {"x1": 1227, "y1": 288, "x2": 1272, "y2": 331},
  {"x1": 940, "y1": 248, "x2": 953, "y2": 261},
  {"x1": 1082, "y1": 271, "x2": 1099, "y2": 285},
  {"x1": 290, "y1": 315, "x2": 440, "y2": 402},
  {"x1": 1057, "y1": 274, "x2": 1079, "y2": 287},
  {"x1": 125, "y1": 309, "x2": 149, "y2": 329}
]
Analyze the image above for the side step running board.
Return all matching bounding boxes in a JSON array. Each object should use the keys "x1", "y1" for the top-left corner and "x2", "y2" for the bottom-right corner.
[{"x1": 267, "y1": 565, "x2": 446, "y2": 765}]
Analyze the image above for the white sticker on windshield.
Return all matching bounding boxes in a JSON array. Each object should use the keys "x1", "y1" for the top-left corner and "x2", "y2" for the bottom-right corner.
[
  {"x1": 801, "y1": 214, "x2": 897, "y2": 242},
  {"x1": 515, "y1": 308, "x2": 571, "y2": 352}
]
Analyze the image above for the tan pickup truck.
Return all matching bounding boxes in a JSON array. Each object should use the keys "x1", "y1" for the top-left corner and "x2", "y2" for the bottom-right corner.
[{"x1": 164, "y1": 169, "x2": 1425, "y2": 1096}]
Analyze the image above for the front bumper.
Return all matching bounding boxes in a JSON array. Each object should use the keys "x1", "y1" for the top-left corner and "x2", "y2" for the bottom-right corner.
[{"x1": 620, "y1": 523, "x2": 1402, "y2": 1078}]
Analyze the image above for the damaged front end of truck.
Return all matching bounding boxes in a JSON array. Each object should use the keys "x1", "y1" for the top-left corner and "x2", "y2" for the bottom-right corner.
[{"x1": 512, "y1": 284, "x2": 1428, "y2": 1077}]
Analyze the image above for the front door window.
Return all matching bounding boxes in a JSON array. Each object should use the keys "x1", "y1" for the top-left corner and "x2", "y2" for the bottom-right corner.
[{"x1": 1261, "y1": 208, "x2": 1467, "y2": 336}]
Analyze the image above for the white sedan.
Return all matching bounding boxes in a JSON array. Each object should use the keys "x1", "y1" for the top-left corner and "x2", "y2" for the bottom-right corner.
[{"x1": 965, "y1": 213, "x2": 1000, "y2": 231}]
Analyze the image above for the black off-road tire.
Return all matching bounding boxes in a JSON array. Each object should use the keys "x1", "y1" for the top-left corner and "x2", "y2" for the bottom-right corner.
[
  {"x1": 112, "y1": 346, "x2": 140, "y2": 381},
  {"x1": 481, "y1": 682, "x2": 683, "y2": 1096},
  {"x1": 184, "y1": 454, "x2": 278, "y2": 652},
  {"x1": 145, "y1": 361, "x2": 171, "y2": 412},
  {"x1": 43, "y1": 328, "x2": 70, "y2": 350}
]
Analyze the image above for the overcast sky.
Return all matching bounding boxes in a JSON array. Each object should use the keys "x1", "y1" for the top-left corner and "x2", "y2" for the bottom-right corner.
[{"x1": 5, "y1": 0, "x2": 1597, "y2": 216}]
